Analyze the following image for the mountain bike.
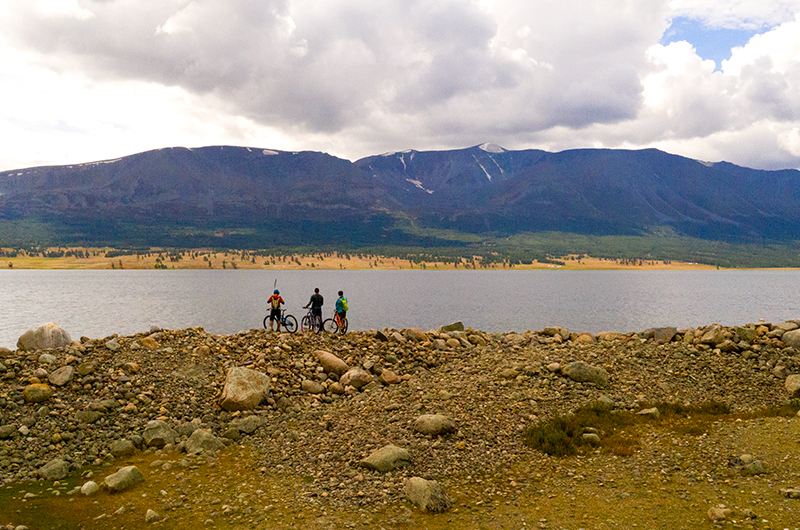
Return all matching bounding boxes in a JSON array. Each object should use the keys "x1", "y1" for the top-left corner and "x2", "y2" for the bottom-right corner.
[
  {"x1": 300, "y1": 307, "x2": 323, "y2": 333},
  {"x1": 263, "y1": 309, "x2": 297, "y2": 333},
  {"x1": 322, "y1": 310, "x2": 348, "y2": 334}
]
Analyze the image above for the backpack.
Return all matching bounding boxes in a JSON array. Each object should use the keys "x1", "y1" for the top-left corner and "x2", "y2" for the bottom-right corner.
[
  {"x1": 342, "y1": 297, "x2": 348, "y2": 311},
  {"x1": 271, "y1": 296, "x2": 281, "y2": 309}
]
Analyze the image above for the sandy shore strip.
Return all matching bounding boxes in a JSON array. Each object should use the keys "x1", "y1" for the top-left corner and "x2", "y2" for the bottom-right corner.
[{"x1": 0, "y1": 247, "x2": 722, "y2": 270}]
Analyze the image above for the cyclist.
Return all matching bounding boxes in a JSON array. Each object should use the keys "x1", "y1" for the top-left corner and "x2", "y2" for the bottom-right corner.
[
  {"x1": 303, "y1": 287, "x2": 324, "y2": 329},
  {"x1": 267, "y1": 289, "x2": 285, "y2": 331},
  {"x1": 335, "y1": 290, "x2": 348, "y2": 324}
]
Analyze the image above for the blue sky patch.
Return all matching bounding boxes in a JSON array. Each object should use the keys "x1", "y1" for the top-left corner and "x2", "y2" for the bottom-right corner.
[{"x1": 661, "y1": 17, "x2": 761, "y2": 70}]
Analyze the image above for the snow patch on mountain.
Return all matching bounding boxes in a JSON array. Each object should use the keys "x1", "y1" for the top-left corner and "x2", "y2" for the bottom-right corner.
[
  {"x1": 406, "y1": 179, "x2": 434, "y2": 194},
  {"x1": 479, "y1": 143, "x2": 505, "y2": 153},
  {"x1": 263, "y1": 149, "x2": 279, "y2": 156}
]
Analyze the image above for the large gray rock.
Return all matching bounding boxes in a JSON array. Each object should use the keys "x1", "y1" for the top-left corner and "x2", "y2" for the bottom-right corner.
[
  {"x1": 315, "y1": 350, "x2": 348, "y2": 376},
  {"x1": 219, "y1": 366, "x2": 271, "y2": 411},
  {"x1": 414, "y1": 414, "x2": 457, "y2": 436},
  {"x1": 142, "y1": 420, "x2": 177, "y2": 448},
  {"x1": 38, "y1": 458, "x2": 68, "y2": 480},
  {"x1": 48, "y1": 365, "x2": 75, "y2": 387},
  {"x1": 340, "y1": 368, "x2": 372, "y2": 389},
  {"x1": 786, "y1": 374, "x2": 800, "y2": 398},
  {"x1": 230, "y1": 415, "x2": 266, "y2": 434},
  {"x1": 185, "y1": 429, "x2": 225, "y2": 454},
  {"x1": 562, "y1": 361, "x2": 609, "y2": 388},
  {"x1": 17, "y1": 323, "x2": 71, "y2": 351},
  {"x1": 783, "y1": 329, "x2": 800, "y2": 349},
  {"x1": 110, "y1": 439, "x2": 136, "y2": 457},
  {"x1": 404, "y1": 477, "x2": 453, "y2": 513},
  {"x1": 360, "y1": 444, "x2": 412, "y2": 473},
  {"x1": 104, "y1": 465, "x2": 144, "y2": 492}
]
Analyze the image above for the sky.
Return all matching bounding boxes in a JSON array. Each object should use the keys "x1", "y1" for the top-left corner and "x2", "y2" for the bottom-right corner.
[{"x1": 1, "y1": 0, "x2": 800, "y2": 172}]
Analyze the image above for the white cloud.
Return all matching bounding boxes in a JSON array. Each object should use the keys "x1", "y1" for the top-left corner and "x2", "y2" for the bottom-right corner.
[
  {"x1": 669, "y1": 0, "x2": 800, "y2": 29},
  {"x1": 0, "y1": 0, "x2": 799, "y2": 171}
]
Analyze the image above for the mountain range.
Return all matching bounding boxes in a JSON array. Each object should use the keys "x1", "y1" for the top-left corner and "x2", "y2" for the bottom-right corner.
[{"x1": 1, "y1": 143, "x2": 798, "y2": 248}]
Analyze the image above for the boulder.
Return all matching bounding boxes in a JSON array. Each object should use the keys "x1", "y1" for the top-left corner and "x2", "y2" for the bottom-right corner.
[
  {"x1": 48, "y1": 365, "x2": 75, "y2": 387},
  {"x1": 736, "y1": 326, "x2": 759, "y2": 343},
  {"x1": 468, "y1": 334, "x2": 487, "y2": 346},
  {"x1": 572, "y1": 333, "x2": 595, "y2": 345},
  {"x1": 595, "y1": 331, "x2": 624, "y2": 342},
  {"x1": 652, "y1": 327, "x2": 678, "y2": 344},
  {"x1": 301, "y1": 379, "x2": 325, "y2": 394},
  {"x1": 786, "y1": 374, "x2": 800, "y2": 398},
  {"x1": 414, "y1": 414, "x2": 457, "y2": 436},
  {"x1": 38, "y1": 458, "x2": 68, "y2": 480},
  {"x1": 185, "y1": 429, "x2": 225, "y2": 454},
  {"x1": 230, "y1": 415, "x2": 266, "y2": 434},
  {"x1": 81, "y1": 481, "x2": 100, "y2": 496},
  {"x1": 76, "y1": 410, "x2": 104, "y2": 423},
  {"x1": 699, "y1": 326, "x2": 726, "y2": 346},
  {"x1": 404, "y1": 477, "x2": 453, "y2": 513},
  {"x1": 17, "y1": 323, "x2": 71, "y2": 351},
  {"x1": 360, "y1": 444, "x2": 412, "y2": 473},
  {"x1": 438, "y1": 322, "x2": 464, "y2": 333},
  {"x1": 561, "y1": 361, "x2": 609, "y2": 388},
  {"x1": 219, "y1": 366, "x2": 271, "y2": 411},
  {"x1": 23, "y1": 383, "x2": 52, "y2": 403},
  {"x1": 315, "y1": 350, "x2": 348, "y2": 376},
  {"x1": 110, "y1": 439, "x2": 136, "y2": 457},
  {"x1": 340, "y1": 368, "x2": 372, "y2": 389},
  {"x1": 783, "y1": 329, "x2": 800, "y2": 349},
  {"x1": 38, "y1": 353, "x2": 57, "y2": 364},
  {"x1": 104, "y1": 465, "x2": 144, "y2": 492},
  {"x1": 0, "y1": 425, "x2": 16, "y2": 439},
  {"x1": 404, "y1": 328, "x2": 429, "y2": 342},
  {"x1": 379, "y1": 369, "x2": 401, "y2": 385},
  {"x1": 142, "y1": 420, "x2": 177, "y2": 448},
  {"x1": 390, "y1": 332, "x2": 406, "y2": 344}
]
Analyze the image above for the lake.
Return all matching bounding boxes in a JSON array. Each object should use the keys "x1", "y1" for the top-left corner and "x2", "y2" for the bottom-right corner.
[{"x1": 1, "y1": 269, "x2": 799, "y2": 349}]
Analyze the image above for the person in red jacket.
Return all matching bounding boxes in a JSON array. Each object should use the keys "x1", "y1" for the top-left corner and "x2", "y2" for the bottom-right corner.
[{"x1": 267, "y1": 289, "x2": 285, "y2": 331}]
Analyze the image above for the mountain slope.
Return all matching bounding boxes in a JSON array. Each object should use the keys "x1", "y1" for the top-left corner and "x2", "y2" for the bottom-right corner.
[{"x1": 1, "y1": 144, "x2": 799, "y2": 247}]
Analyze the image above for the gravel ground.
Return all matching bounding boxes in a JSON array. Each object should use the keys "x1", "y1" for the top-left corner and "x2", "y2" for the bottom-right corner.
[{"x1": 2, "y1": 320, "x2": 800, "y2": 528}]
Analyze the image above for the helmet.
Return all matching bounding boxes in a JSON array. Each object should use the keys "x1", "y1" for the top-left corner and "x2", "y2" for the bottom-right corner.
[{"x1": 274, "y1": 289, "x2": 279, "y2": 294}]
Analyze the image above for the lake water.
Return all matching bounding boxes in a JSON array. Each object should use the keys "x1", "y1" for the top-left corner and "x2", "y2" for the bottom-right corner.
[{"x1": 1, "y1": 269, "x2": 799, "y2": 349}]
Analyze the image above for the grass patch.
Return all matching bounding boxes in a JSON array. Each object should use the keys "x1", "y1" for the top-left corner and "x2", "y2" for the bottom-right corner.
[{"x1": 523, "y1": 401, "x2": 737, "y2": 457}]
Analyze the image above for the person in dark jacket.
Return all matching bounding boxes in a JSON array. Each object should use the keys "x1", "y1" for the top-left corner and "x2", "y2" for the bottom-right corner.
[{"x1": 304, "y1": 288, "x2": 324, "y2": 329}]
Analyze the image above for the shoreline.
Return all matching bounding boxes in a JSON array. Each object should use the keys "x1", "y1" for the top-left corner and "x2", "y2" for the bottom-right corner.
[{"x1": 0, "y1": 247, "x2": 751, "y2": 271}]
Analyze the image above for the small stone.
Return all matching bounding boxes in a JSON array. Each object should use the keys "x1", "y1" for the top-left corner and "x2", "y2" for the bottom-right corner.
[{"x1": 81, "y1": 481, "x2": 100, "y2": 496}]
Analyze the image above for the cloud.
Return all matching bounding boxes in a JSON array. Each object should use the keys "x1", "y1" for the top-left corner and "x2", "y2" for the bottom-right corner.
[
  {"x1": 669, "y1": 0, "x2": 800, "y2": 29},
  {"x1": 0, "y1": 0, "x2": 799, "y2": 171}
]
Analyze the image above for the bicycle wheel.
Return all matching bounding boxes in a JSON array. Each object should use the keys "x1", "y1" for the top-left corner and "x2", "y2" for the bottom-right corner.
[
  {"x1": 313, "y1": 315, "x2": 323, "y2": 333},
  {"x1": 263, "y1": 316, "x2": 270, "y2": 329},
  {"x1": 322, "y1": 318, "x2": 336, "y2": 333},
  {"x1": 338, "y1": 318, "x2": 348, "y2": 334},
  {"x1": 301, "y1": 315, "x2": 312, "y2": 332},
  {"x1": 283, "y1": 315, "x2": 298, "y2": 333}
]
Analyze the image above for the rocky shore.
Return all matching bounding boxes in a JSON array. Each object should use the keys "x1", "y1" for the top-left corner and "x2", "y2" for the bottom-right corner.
[{"x1": 2, "y1": 319, "x2": 800, "y2": 527}]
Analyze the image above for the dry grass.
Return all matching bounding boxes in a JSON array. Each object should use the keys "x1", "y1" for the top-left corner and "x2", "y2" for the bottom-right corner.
[
  {"x1": 522, "y1": 400, "x2": 800, "y2": 458},
  {"x1": 0, "y1": 247, "x2": 722, "y2": 271}
]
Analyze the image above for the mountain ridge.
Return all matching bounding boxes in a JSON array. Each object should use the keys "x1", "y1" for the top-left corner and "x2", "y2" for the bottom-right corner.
[{"x1": 1, "y1": 144, "x2": 799, "y2": 248}]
